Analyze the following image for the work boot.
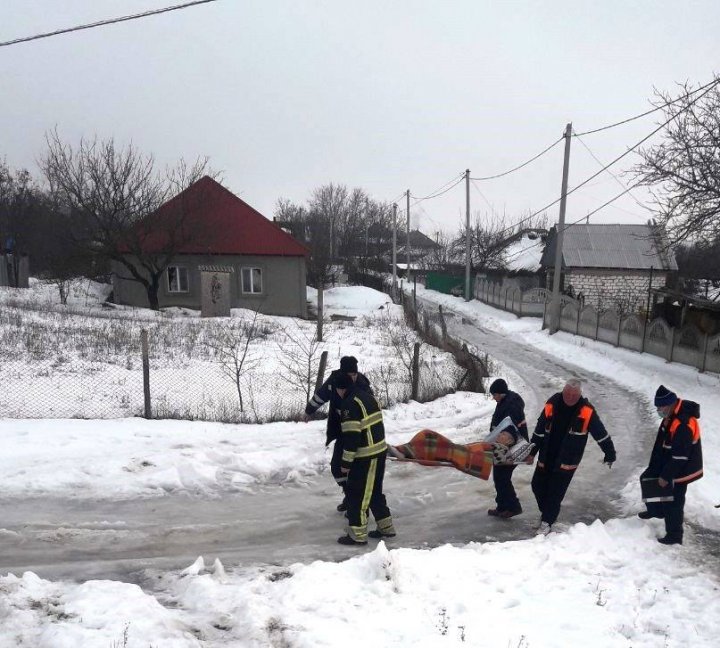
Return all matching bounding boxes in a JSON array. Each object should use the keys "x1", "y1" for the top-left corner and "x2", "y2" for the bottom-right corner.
[
  {"x1": 487, "y1": 508, "x2": 502, "y2": 517},
  {"x1": 638, "y1": 510, "x2": 662, "y2": 520},
  {"x1": 369, "y1": 516, "x2": 397, "y2": 539},
  {"x1": 535, "y1": 522, "x2": 552, "y2": 536},
  {"x1": 498, "y1": 507, "x2": 523, "y2": 519},
  {"x1": 657, "y1": 535, "x2": 682, "y2": 546},
  {"x1": 337, "y1": 534, "x2": 367, "y2": 546},
  {"x1": 336, "y1": 499, "x2": 348, "y2": 513}
]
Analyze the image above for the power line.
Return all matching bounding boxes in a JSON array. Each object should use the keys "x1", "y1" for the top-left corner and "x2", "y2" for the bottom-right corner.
[
  {"x1": 410, "y1": 173, "x2": 465, "y2": 203},
  {"x1": 471, "y1": 136, "x2": 564, "y2": 182},
  {"x1": 0, "y1": 0, "x2": 219, "y2": 48},
  {"x1": 494, "y1": 76, "x2": 720, "y2": 241},
  {"x1": 573, "y1": 130, "x2": 650, "y2": 212},
  {"x1": 502, "y1": 184, "x2": 637, "y2": 265},
  {"x1": 573, "y1": 75, "x2": 720, "y2": 136}
]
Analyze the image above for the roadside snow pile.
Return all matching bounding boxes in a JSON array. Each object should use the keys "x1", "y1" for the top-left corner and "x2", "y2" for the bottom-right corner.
[
  {"x1": 307, "y1": 285, "x2": 395, "y2": 317},
  {"x1": 2, "y1": 518, "x2": 718, "y2": 647},
  {"x1": 0, "y1": 392, "x2": 489, "y2": 500},
  {"x1": 413, "y1": 284, "x2": 720, "y2": 531}
]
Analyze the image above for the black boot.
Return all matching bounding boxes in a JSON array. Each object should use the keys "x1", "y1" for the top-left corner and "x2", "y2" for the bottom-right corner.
[
  {"x1": 657, "y1": 535, "x2": 683, "y2": 546},
  {"x1": 337, "y1": 534, "x2": 367, "y2": 546},
  {"x1": 638, "y1": 511, "x2": 663, "y2": 520},
  {"x1": 336, "y1": 500, "x2": 348, "y2": 513}
]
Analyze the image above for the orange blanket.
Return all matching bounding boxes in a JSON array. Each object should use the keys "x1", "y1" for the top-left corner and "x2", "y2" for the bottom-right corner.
[{"x1": 391, "y1": 429, "x2": 493, "y2": 480}]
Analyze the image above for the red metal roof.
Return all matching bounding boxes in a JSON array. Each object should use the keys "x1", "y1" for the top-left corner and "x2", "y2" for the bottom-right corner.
[{"x1": 139, "y1": 176, "x2": 309, "y2": 257}]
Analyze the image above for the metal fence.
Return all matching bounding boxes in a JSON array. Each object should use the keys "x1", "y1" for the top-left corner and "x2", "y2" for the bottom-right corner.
[
  {"x1": 0, "y1": 297, "x2": 468, "y2": 421},
  {"x1": 474, "y1": 277, "x2": 720, "y2": 374}
]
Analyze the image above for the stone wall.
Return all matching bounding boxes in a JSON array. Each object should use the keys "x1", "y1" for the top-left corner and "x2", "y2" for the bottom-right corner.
[{"x1": 561, "y1": 269, "x2": 667, "y2": 314}]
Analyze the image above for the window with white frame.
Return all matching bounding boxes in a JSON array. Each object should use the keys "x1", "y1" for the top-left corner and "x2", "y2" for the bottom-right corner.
[
  {"x1": 167, "y1": 266, "x2": 189, "y2": 293},
  {"x1": 241, "y1": 267, "x2": 263, "y2": 294}
]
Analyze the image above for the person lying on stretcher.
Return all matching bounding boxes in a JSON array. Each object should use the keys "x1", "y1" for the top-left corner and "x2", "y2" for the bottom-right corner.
[{"x1": 387, "y1": 417, "x2": 534, "y2": 480}]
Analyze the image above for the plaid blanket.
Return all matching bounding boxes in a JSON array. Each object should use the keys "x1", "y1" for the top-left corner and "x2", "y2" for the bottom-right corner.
[{"x1": 391, "y1": 429, "x2": 493, "y2": 480}]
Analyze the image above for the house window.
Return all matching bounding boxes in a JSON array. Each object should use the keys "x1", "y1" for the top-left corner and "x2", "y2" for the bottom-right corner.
[
  {"x1": 167, "y1": 266, "x2": 189, "y2": 293},
  {"x1": 241, "y1": 267, "x2": 263, "y2": 294}
]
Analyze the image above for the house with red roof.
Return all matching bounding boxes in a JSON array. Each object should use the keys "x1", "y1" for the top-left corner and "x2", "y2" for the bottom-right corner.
[{"x1": 111, "y1": 176, "x2": 309, "y2": 317}]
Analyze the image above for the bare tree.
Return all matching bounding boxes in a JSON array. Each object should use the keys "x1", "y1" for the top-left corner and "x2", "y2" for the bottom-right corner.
[
  {"x1": 634, "y1": 78, "x2": 720, "y2": 244},
  {"x1": 205, "y1": 312, "x2": 263, "y2": 412},
  {"x1": 40, "y1": 130, "x2": 212, "y2": 309},
  {"x1": 276, "y1": 321, "x2": 325, "y2": 403},
  {"x1": 453, "y1": 212, "x2": 510, "y2": 270}
]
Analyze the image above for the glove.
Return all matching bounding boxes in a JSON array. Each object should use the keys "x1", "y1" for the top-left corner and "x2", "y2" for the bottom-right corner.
[{"x1": 603, "y1": 449, "x2": 616, "y2": 467}]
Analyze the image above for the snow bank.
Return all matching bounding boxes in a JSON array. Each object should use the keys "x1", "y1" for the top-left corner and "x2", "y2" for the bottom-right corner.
[
  {"x1": 2, "y1": 519, "x2": 717, "y2": 647},
  {"x1": 307, "y1": 285, "x2": 396, "y2": 317}
]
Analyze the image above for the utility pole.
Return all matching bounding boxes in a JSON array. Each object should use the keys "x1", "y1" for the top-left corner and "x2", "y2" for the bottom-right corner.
[
  {"x1": 549, "y1": 122, "x2": 573, "y2": 335},
  {"x1": 406, "y1": 189, "x2": 411, "y2": 280},
  {"x1": 392, "y1": 203, "x2": 398, "y2": 295},
  {"x1": 464, "y1": 168, "x2": 471, "y2": 301}
]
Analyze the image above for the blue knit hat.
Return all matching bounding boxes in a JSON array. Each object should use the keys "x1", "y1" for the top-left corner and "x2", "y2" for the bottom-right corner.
[{"x1": 654, "y1": 385, "x2": 677, "y2": 407}]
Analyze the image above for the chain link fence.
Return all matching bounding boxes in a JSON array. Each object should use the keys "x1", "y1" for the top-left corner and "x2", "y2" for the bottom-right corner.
[{"x1": 0, "y1": 292, "x2": 470, "y2": 422}]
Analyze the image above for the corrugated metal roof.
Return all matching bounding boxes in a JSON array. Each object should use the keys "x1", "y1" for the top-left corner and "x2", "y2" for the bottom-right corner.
[{"x1": 544, "y1": 223, "x2": 677, "y2": 271}]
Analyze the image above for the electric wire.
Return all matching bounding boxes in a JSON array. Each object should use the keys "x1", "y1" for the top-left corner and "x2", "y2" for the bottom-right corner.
[
  {"x1": 470, "y1": 136, "x2": 564, "y2": 181},
  {"x1": 502, "y1": 184, "x2": 637, "y2": 265},
  {"x1": 573, "y1": 130, "x2": 650, "y2": 212},
  {"x1": 0, "y1": 0, "x2": 219, "y2": 48},
  {"x1": 409, "y1": 173, "x2": 465, "y2": 202},
  {"x1": 573, "y1": 75, "x2": 720, "y2": 136},
  {"x1": 492, "y1": 76, "x2": 720, "y2": 242}
]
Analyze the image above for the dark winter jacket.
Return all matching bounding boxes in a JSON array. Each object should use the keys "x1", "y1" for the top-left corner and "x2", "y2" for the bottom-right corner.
[
  {"x1": 305, "y1": 370, "x2": 373, "y2": 445},
  {"x1": 339, "y1": 387, "x2": 386, "y2": 470},
  {"x1": 646, "y1": 399, "x2": 703, "y2": 485},
  {"x1": 530, "y1": 393, "x2": 616, "y2": 471},
  {"x1": 490, "y1": 390, "x2": 529, "y2": 441}
]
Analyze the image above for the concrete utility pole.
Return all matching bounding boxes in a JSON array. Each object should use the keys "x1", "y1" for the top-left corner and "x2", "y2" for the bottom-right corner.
[
  {"x1": 549, "y1": 122, "x2": 573, "y2": 335},
  {"x1": 464, "y1": 168, "x2": 471, "y2": 301},
  {"x1": 392, "y1": 203, "x2": 398, "y2": 294},
  {"x1": 406, "y1": 189, "x2": 411, "y2": 280}
]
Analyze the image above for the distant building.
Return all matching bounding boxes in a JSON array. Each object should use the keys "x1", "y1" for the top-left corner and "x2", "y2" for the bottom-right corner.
[
  {"x1": 540, "y1": 223, "x2": 677, "y2": 313},
  {"x1": 112, "y1": 177, "x2": 309, "y2": 317}
]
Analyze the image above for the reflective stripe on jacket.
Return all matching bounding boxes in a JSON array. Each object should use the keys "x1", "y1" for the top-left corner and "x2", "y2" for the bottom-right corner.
[
  {"x1": 340, "y1": 389, "x2": 387, "y2": 469},
  {"x1": 531, "y1": 393, "x2": 614, "y2": 471}
]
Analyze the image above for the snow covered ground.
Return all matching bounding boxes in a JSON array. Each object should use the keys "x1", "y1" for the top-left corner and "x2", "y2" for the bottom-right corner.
[{"x1": 2, "y1": 283, "x2": 719, "y2": 647}]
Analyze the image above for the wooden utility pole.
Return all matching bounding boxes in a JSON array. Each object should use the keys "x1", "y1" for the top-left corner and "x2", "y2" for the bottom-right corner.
[
  {"x1": 406, "y1": 189, "x2": 411, "y2": 280},
  {"x1": 392, "y1": 203, "x2": 398, "y2": 295},
  {"x1": 549, "y1": 122, "x2": 573, "y2": 334},
  {"x1": 465, "y1": 168, "x2": 471, "y2": 301},
  {"x1": 141, "y1": 329, "x2": 151, "y2": 419}
]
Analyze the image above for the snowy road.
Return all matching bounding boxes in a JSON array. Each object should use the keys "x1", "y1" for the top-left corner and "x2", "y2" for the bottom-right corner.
[{"x1": 0, "y1": 298, "x2": 664, "y2": 585}]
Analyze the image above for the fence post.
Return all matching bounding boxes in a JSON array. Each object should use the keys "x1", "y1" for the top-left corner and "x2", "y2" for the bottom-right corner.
[
  {"x1": 413, "y1": 275, "x2": 417, "y2": 312},
  {"x1": 141, "y1": 329, "x2": 152, "y2": 419},
  {"x1": 438, "y1": 305, "x2": 448, "y2": 340},
  {"x1": 518, "y1": 291, "x2": 523, "y2": 317},
  {"x1": 594, "y1": 310, "x2": 600, "y2": 341},
  {"x1": 668, "y1": 327, "x2": 677, "y2": 363},
  {"x1": 314, "y1": 350, "x2": 328, "y2": 395},
  {"x1": 700, "y1": 333, "x2": 709, "y2": 373},
  {"x1": 411, "y1": 342, "x2": 420, "y2": 400},
  {"x1": 317, "y1": 285, "x2": 324, "y2": 342},
  {"x1": 542, "y1": 296, "x2": 548, "y2": 330},
  {"x1": 615, "y1": 315, "x2": 622, "y2": 347},
  {"x1": 575, "y1": 304, "x2": 581, "y2": 336}
]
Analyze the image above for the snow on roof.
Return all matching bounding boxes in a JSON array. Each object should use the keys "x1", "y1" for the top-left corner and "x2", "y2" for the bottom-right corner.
[{"x1": 504, "y1": 234, "x2": 544, "y2": 272}]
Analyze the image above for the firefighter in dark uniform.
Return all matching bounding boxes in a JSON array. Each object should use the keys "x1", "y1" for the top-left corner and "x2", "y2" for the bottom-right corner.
[
  {"x1": 487, "y1": 378, "x2": 529, "y2": 518},
  {"x1": 638, "y1": 385, "x2": 703, "y2": 545},
  {"x1": 334, "y1": 373, "x2": 396, "y2": 546},
  {"x1": 303, "y1": 356, "x2": 373, "y2": 512},
  {"x1": 529, "y1": 378, "x2": 616, "y2": 534}
]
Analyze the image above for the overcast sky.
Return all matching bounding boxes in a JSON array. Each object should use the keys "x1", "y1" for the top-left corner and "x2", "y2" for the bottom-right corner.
[{"x1": 1, "y1": 0, "x2": 718, "y2": 235}]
